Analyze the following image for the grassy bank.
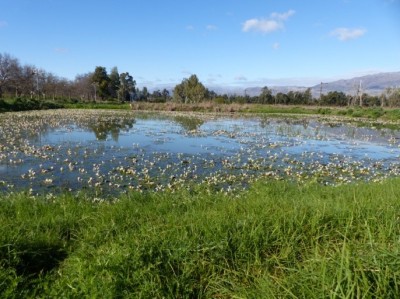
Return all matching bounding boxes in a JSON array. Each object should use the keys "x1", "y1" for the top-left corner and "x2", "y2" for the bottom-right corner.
[
  {"x1": 131, "y1": 101, "x2": 400, "y2": 122},
  {"x1": 1, "y1": 180, "x2": 400, "y2": 298},
  {"x1": 3, "y1": 98, "x2": 400, "y2": 123},
  {"x1": 0, "y1": 98, "x2": 64, "y2": 112},
  {"x1": 64, "y1": 102, "x2": 131, "y2": 110}
]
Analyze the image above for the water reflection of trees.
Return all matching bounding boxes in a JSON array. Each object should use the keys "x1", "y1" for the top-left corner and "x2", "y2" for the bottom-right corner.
[
  {"x1": 260, "y1": 118, "x2": 310, "y2": 129},
  {"x1": 9, "y1": 116, "x2": 55, "y2": 144},
  {"x1": 173, "y1": 115, "x2": 204, "y2": 131},
  {"x1": 84, "y1": 117, "x2": 136, "y2": 141}
]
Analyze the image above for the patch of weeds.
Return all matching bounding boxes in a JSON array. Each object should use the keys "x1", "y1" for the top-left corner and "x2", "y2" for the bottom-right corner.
[
  {"x1": 317, "y1": 108, "x2": 332, "y2": 115},
  {"x1": 1, "y1": 241, "x2": 68, "y2": 293}
]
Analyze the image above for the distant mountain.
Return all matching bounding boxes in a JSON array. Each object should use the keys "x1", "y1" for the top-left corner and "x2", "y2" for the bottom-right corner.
[
  {"x1": 205, "y1": 72, "x2": 400, "y2": 97},
  {"x1": 310, "y1": 72, "x2": 400, "y2": 96}
]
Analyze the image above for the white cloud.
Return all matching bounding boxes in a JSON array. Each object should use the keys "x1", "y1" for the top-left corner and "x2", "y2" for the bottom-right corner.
[
  {"x1": 0, "y1": 21, "x2": 8, "y2": 28},
  {"x1": 330, "y1": 27, "x2": 366, "y2": 41},
  {"x1": 206, "y1": 25, "x2": 218, "y2": 31},
  {"x1": 243, "y1": 19, "x2": 281, "y2": 33},
  {"x1": 186, "y1": 25, "x2": 195, "y2": 31},
  {"x1": 242, "y1": 10, "x2": 295, "y2": 34},
  {"x1": 272, "y1": 42, "x2": 280, "y2": 50},
  {"x1": 270, "y1": 10, "x2": 295, "y2": 21}
]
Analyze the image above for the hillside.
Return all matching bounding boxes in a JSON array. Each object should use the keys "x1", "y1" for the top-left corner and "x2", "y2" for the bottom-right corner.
[
  {"x1": 310, "y1": 72, "x2": 400, "y2": 96},
  {"x1": 199, "y1": 72, "x2": 400, "y2": 97}
]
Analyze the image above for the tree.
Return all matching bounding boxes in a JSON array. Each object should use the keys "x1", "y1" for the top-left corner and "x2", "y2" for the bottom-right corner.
[
  {"x1": 42, "y1": 72, "x2": 60, "y2": 100},
  {"x1": 173, "y1": 74, "x2": 207, "y2": 103},
  {"x1": 138, "y1": 87, "x2": 149, "y2": 101},
  {"x1": 259, "y1": 86, "x2": 273, "y2": 104},
  {"x1": 16, "y1": 65, "x2": 36, "y2": 98},
  {"x1": 0, "y1": 53, "x2": 20, "y2": 97},
  {"x1": 275, "y1": 92, "x2": 289, "y2": 105},
  {"x1": 208, "y1": 90, "x2": 217, "y2": 100},
  {"x1": 173, "y1": 82, "x2": 185, "y2": 102},
  {"x1": 162, "y1": 88, "x2": 170, "y2": 101},
  {"x1": 91, "y1": 66, "x2": 110, "y2": 100},
  {"x1": 384, "y1": 87, "x2": 400, "y2": 107},
  {"x1": 108, "y1": 67, "x2": 120, "y2": 99},
  {"x1": 74, "y1": 73, "x2": 94, "y2": 101},
  {"x1": 303, "y1": 88, "x2": 313, "y2": 105},
  {"x1": 320, "y1": 91, "x2": 347, "y2": 106},
  {"x1": 363, "y1": 94, "x2": 380, "y2": 107},
  {"x1": 118, "y1": 72, "x2": 136, "y2": 102}
]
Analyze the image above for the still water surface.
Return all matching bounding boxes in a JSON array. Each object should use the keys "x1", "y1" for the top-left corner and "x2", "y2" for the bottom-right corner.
[{"x1": 1, "y1": 110, "x2": 400, "y2": 196}]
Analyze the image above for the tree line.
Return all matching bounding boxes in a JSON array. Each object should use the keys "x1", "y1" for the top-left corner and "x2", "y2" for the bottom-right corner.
[
  {"x1": 173, "y1": 77, "x2": 400, "y2": 108},
  {"x1": 1, "y1": 52, "x2": 399, "y2": 107},
  {"x1": 0, "y1": 53, "x2": 170, "y2": 103}
]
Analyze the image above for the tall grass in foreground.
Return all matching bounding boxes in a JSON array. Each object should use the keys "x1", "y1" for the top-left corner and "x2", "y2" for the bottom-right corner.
[{"x1": 1, "y1": 180, "x2": 400, "y2": 298}]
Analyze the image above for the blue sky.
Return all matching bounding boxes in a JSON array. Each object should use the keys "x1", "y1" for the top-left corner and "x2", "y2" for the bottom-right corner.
[{"x1": 1, "y1": 0, "x2": 399, "y2": 88}]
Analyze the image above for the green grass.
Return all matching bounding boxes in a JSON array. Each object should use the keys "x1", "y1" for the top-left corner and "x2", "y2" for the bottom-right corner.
[
  {"x1": 245, "y1": 105, "x2": 318, "y2": 115},
  {"x1": 0, "y1": 98, "x2": 64, "y2": 112},
  {"x1": 0, "y1": 98, "x2": 131, "y2": 112},
  {"x1": 1, "y1": 179, "x2": 400, "y2": 298},
  {"x1": 64, "y1": 102, "x2": 131, "y2": 110},
  {"x1": 131, "y1": 101, "x2": 400, "y2": 122},
  {"x1": 4, "y1": 97, "x2": 400, "y2": 123}
]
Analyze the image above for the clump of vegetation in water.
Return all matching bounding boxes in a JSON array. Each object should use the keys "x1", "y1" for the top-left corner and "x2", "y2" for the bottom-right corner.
[{"x1": 2, "y1": 110, "x2": 400, "y2": 197}]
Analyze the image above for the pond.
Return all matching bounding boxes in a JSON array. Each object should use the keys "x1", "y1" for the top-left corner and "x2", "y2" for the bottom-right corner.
[{"x1": 1, "y1": 109, "x2": 400, "y2": 197}]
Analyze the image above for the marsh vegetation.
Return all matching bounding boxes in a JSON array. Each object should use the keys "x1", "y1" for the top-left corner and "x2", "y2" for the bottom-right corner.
[
  {"x1": 1, "y1": 109, "x2": 400, "y2": 297},
  {"x1": 1, "y1": 110, "x2": 400, "y2": 197}
]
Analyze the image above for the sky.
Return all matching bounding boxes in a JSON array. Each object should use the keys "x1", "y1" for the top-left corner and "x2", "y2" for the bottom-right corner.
[{"x1": 1, "y1": 0, "x2": 399, "y2": 89}]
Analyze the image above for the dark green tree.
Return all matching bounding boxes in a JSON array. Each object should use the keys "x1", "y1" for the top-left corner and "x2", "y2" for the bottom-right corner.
[
  {"x1": 276, "y1": 92, "x2": 289, "y2": 105},
  {"x1": 303, "y1": 88, "x2": 313, "y2": 105},
  {"x1": 173, "y1": 74, "x2": 208, "y2": 103},
  {"x1": 162, "y1": 88, "x2": 170, "y2": 101},
  {"x1": 140, "y1": 87, "x2": 148, "y2": 101},
  {"x1": 363, "y1": 94, "x2": 380, "y2": 107},
  {"x1": 91, "y1": 66, "x2": 110, "y2": 100},
  {"x1": 118, "y1": 72, "x2": 136, "y2": 102},
  {"x1": 108, "y1": 67, "x2": 120, "y2": 99},
  {"x1": 320, "y1": 91, "x2": 347, "y2": 106},
  {"x1": 173, "y1": 83, "x2": 185, "y2": 102},
  {"x1": 259, "y1": 86, "x2": 274, "y2": 104},
  {"x1": 208, "y1": 90, "x2": 217, "y2": 100}
]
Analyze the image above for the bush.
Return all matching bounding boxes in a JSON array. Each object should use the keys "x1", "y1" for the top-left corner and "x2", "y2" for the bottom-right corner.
[
  {"x1": 214, "y1": 97, "x2": 226, "y2": 104},
  {"x1": 317, "y1": 108, "x2": 332, "y2": 115},
  {"x1": 351, "y1": 109, "x2": 363, "y2": 118},
  {"x1": 40, "y1": 101, "x2": 64, "y2": 110},
  {"x1": 0, "y1": 98, "x2": 9, "y2": 112},
  {"x1": 368, "y1": 108, "x2": 385, "y2": 119},
  {"x1": 12, "y1": 98, "x2": 39, "y2": 111},
  {"x1": 0, "y1": 98, "x2": 65, "y2": 112}
]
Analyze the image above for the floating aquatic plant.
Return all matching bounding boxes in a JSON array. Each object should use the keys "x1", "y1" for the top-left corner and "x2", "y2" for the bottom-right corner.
[{"x1": 0, "y1": 109, "x2": 400, "y2": 197}]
